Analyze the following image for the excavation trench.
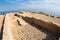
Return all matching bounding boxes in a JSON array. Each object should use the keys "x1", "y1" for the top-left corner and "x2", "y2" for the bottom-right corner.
[{"x1": 0, "y1": 15, "x2": 5, "y2": 40}]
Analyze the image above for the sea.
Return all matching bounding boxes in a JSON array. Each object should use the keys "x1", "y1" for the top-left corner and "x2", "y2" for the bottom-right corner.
[{"x1": 0, "y1": 10, "x2": 20, "y2": 15}]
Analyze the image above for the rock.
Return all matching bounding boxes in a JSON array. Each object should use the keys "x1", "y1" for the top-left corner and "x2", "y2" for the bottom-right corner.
[{"x1": 2, "y1": 13, "x2": 56, "y2": 40}]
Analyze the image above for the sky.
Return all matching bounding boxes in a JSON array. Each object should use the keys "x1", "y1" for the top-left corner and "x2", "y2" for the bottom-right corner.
[{"x1": 0, "y1": 0, "x2": 60, "y2": 16}]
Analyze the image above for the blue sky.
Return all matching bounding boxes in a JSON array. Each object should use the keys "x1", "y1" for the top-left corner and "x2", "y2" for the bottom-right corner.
[{"x1": 0, "y1": 0, "x2": 60, "y2": 16}]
